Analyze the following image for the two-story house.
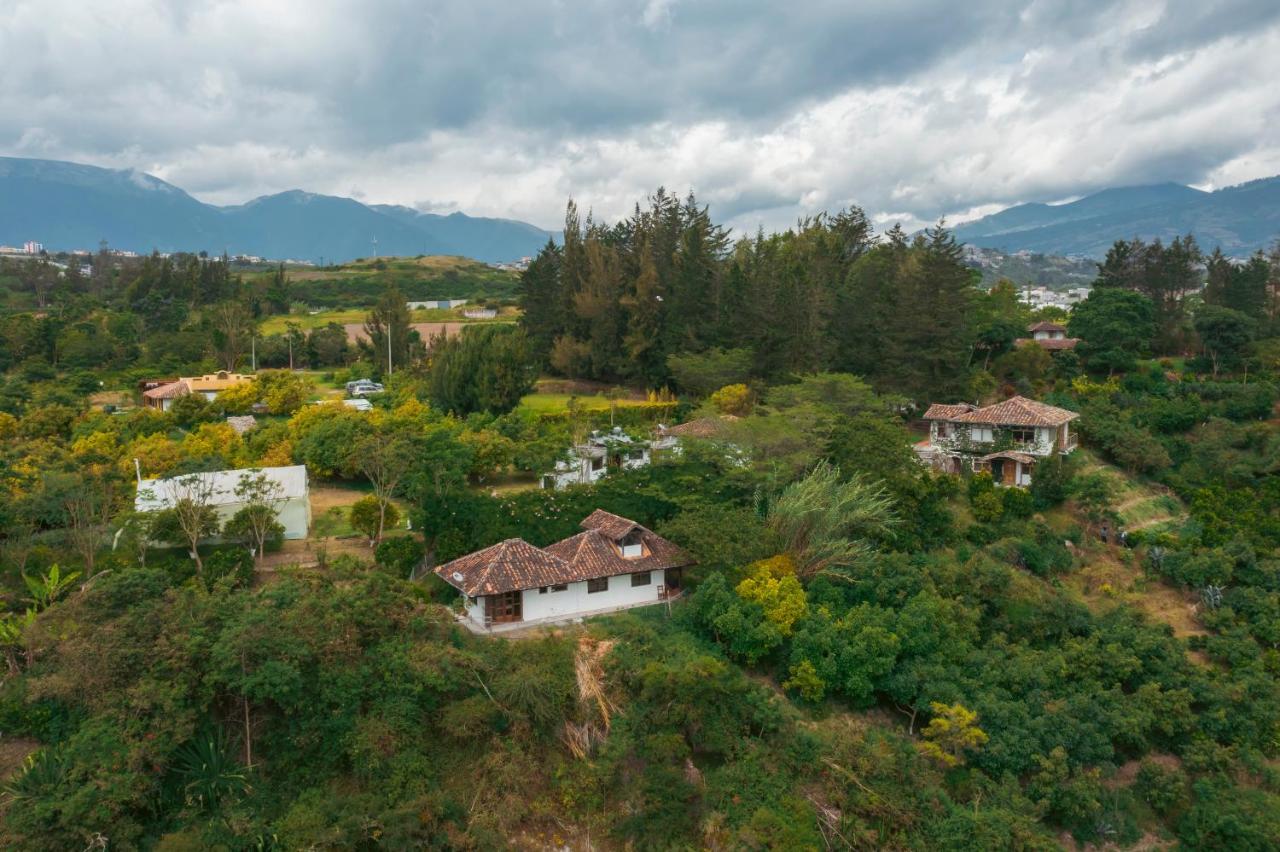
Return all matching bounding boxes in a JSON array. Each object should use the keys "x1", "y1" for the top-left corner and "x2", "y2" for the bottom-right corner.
[
  {"x1": 540, "y1": 427, "x2": 651, "y2": 490},
  {"x1": 915, "y1": 395, "x2": 1078, "y2": 486}
]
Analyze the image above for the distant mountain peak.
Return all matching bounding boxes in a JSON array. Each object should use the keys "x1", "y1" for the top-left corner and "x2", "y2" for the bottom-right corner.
[
  {"x1": 0, "y1": 156, "x2": 556, "y2": 262},
  {"x1": 951, "y1": 177, "x2": 1278, "y2": 258}
]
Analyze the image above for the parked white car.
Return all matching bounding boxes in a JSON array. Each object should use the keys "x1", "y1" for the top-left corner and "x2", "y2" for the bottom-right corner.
[{"x1": 345, "y1": 379, "x2": 385, "y2": 397}]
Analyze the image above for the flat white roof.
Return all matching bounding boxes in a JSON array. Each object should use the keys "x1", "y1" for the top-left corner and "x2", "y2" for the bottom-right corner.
[{"x1": 135, "y1": 465, "x2": 308, "y2": 512}]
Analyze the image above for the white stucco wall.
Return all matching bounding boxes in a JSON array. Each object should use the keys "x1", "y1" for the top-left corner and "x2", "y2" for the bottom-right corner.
[
  {"x1": 467, "y1": 568, "x2": 675, "y2": 628},
  {"x1": 205, "y1": 493, "x2": 310, "y2": 540},
  {"x1": 521, "y1": 571, "x2": 662, "y2": 622}
]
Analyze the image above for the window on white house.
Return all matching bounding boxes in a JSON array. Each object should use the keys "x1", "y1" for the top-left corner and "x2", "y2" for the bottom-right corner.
[
  {"x1": 550, "y1": 583, "x2": 568, "y2": 592},
  {"x1": 618, "y1": 529, "x2": 645, "y2": 558},
  {"x1": 971, "y1": 426, "x2": 993, "y2": 442},
  {"x1": 538, "y1": 587, "x2": 548, "y2": 594},
  {"x1": 1011, "y1": 427, "x2": 1035, "y2": 444},
  {"x1": 587, "y1": 577, "x2": 609, "y2": 594},
  {"x1": 631, "y1": 571, "x2": 651, "y2": 587}
]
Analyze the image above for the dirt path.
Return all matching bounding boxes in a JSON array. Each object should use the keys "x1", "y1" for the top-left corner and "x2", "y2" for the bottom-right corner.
[{"x1": 0, "y1": 737, "x2": 40, "y2": 781}]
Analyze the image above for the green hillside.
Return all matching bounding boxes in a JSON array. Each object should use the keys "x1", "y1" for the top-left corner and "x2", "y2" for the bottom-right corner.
[{"x1": 250, "y1": 255, "x2": 521, "y2": 308}]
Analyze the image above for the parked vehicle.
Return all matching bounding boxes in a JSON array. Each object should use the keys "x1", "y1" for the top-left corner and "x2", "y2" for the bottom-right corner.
[{"x1": 345, "y1": 379, "x2": 385, "y2": 397}]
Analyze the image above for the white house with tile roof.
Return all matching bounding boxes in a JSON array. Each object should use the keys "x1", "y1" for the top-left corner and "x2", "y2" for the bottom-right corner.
[{"x1": 434, "y1": 510, "x2": 692, "y2": 632}]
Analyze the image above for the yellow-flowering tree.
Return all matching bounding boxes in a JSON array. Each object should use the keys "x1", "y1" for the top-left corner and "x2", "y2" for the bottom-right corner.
[
  {"x1": 918, "y1": 702, "x2": 989, "y2": 767},
  {"x1": 126, "y1": 433, "x2": 184, "y2": 478},
  {"x1": 182, "y1": 422, "x2": 246, "y2": 468},
  {"x1": 735, "y1": 555, "x2": 807, "y2": 636},
  {"x1": 710, "y1": 383, "x2": 753, "y2": 416},
  {"x1": 217, "y1": 381, "x2": 260, "y2": 415}
]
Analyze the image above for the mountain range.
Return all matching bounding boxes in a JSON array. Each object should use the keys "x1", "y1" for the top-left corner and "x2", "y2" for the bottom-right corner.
[
  {"x1": 0, "y1": 157, "x2": 555, "y2": 264},
  {"x1": 951, "y1": 176, "x2": 1280, "y2": 258},
  {"x1": 5, "y1": 155, "x2": 1279, "y2": 263}
]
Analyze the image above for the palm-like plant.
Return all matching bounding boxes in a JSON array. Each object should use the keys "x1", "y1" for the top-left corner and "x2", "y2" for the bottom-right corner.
[
  {"x1": 763, "y1": 461, "x2": 896, "y2": 578},
  {"x1": 23, "y1": 564, "x2": 80, "y2": 611}
]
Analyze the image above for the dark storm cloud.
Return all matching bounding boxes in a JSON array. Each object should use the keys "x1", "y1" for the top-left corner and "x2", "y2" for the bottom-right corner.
[{"x1": 2, "y1": 0, "x2": 1280, "y2": 232}]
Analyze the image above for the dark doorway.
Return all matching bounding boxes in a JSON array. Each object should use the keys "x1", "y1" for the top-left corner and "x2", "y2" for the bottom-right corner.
[{"x1": 485, "y1": 591, "x2": 523, "y2": 624}]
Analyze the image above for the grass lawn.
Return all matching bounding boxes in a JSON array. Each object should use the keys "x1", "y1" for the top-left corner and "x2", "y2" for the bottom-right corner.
[
  {"x1": 517, "y1": 392, "x2": 650, "y2": 415},
  {"x1": 469, "y1": 472, "x2": 541, "y2": 496},
  {"x1": 259, "y1": 306, "x2": 520, "y2": 335},
  {"x1": 309, "y1": 481, "x2": 413, "y2": 539},
  {"x1": 259, "y1": 309, "x2": 368, "y2": 335}
]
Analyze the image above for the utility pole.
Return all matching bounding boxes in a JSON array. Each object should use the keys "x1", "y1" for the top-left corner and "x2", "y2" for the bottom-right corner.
[
  {"x1": 372, "y1": 237, "x2": 378, "y2": 259},
  {"x1": 387, "y1": 323, "x2": 393, "y2": 376},
  {"x1": 251, "y1": 333, "x2": 257, "y2": 372}
]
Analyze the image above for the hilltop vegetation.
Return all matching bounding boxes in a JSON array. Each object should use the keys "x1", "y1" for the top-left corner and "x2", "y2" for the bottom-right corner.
[
  {"x1": 0, "y1": 188, "x2": 1279, "y2": 849},
  {"x1": 244, "y1": 255, "x2": 521, "y2": 309}
]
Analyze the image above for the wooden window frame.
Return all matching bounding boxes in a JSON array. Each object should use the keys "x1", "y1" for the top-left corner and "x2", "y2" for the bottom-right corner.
[
  {"x1": 631, "y1": 571, "x2": 651, "y2": 587},
  {"x1": 587, "y1": 577, "x2": 609, "y2": 594}
]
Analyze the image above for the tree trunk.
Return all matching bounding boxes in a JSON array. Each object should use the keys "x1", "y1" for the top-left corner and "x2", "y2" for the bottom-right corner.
[{"x1": 242, "y1": 652, "x2": 254, "y2": 769}]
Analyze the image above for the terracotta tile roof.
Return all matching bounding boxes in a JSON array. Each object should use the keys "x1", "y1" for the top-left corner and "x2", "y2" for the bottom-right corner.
[
  {"x1": 952, "y1": 395, "x2": 1078, "y2": 427},
  {"x1": 1028, "y1": 321, "x2": 1067, "y2": 333},
  {"x1": 435, "y1": 512, "x2": 693, "y2": 596},
  {"x1": 922, "y1": 403, "x2": 976, "y2": 421},
  {"x1": 580, "y1": 508, "x2": 642, "y2": 540},
  {"x1": 547, "y1": 524, "x2": 691, "y2": 578},
  {"x1": 143, "y1": 381, "x2": 190, "y2": 400},
  {"x1": 434, "y1": 538, "x2": 572, "y2": 597}
]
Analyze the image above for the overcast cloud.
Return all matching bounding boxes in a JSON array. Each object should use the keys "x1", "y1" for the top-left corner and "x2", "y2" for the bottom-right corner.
[{"x1": 3, "y1": 0, "x2": 1279, "y2": 234}]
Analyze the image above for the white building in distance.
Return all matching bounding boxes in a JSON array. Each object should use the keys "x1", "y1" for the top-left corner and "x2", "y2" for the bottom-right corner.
[{"x1": 135, "y1": 465, "x2": 311, "y2": 540}]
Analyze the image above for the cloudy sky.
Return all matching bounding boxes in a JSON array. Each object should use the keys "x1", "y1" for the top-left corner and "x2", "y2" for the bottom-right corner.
[{"x1": 3, "y1": 0, "x2": 1280, "y2": 234}]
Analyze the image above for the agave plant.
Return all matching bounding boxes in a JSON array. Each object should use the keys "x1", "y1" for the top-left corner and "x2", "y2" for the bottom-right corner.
[
  {"x1": 173, "y1": 729, "x2": 250, "y2": 811},
  {"x1": 3, "y1": 747, "x2": 69, "y2": 802}
]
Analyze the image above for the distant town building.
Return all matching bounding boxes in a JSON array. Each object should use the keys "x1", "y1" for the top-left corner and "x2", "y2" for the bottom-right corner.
[
  {"x1": 407, "y1": 299, "x2": 468, "y2": 310},
  {"x1": 22, "y1": 241, "x2": 43, "y2": 254},
  {"x1": 462, "y1": 308, "x2": 498, "y2": 319},
  {"x1": 1015, "y1": 321, "x2": 1080, "y2": 352}
]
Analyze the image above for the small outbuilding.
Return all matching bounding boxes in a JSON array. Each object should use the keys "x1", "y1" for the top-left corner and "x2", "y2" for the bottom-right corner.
[{"x1": 135, "y1": 464, "x2": 311, "y2": 540}]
